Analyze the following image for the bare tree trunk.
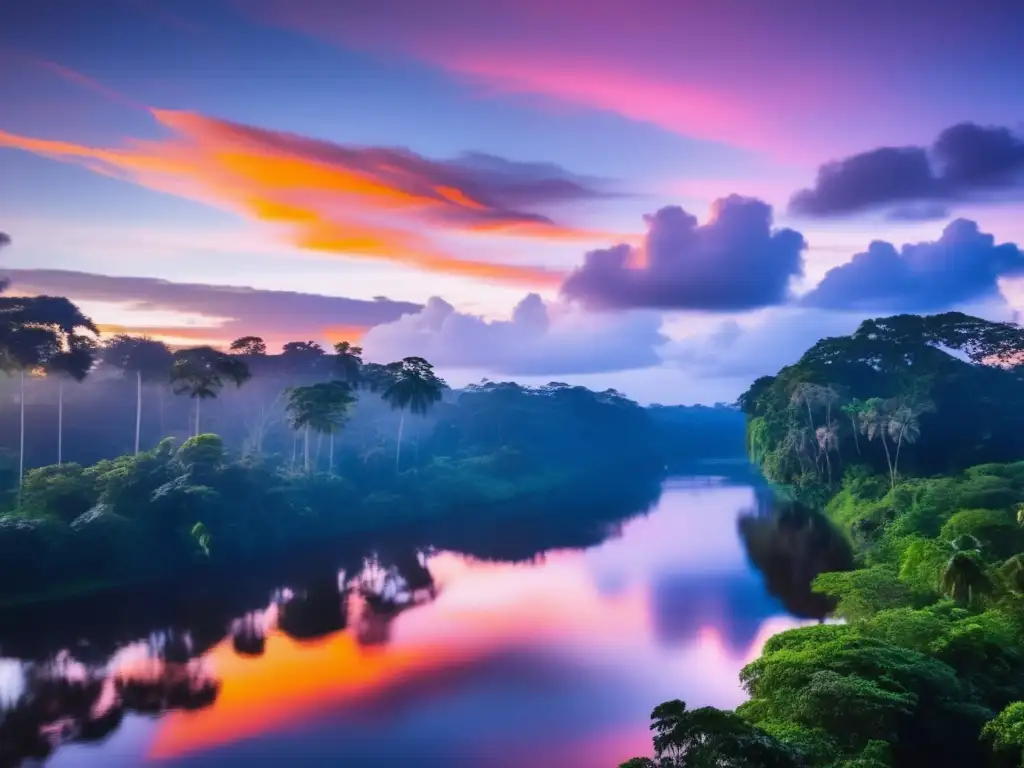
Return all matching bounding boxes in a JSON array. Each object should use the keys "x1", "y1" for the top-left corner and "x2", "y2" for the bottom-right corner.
[
  {"x1": 893, "y1": 426, "x2": 906, "y2": 486},
  {"x1": 304, "y1": 426, "x2": 311, "y2": 474},
  {"x1": 194, "y1": 398, "x2": 201, "y2": 437},
  {"x1": 135, "y1": 370, "x2": 143, "y2": 454},
  {"x1": 58, "y1": 379, "x2": 64, "y2": 466},
  {"x1": 849, "y1": 416, "x2": 862, "y2": 456},
  {"x1": 18, "y1": 370, "x2": 25, "y2": 507},
  {"x1": 329, "y1": 432, "x2": 335, "y2": 475},
  {"x1": 880, "y1": 433, "x2": 894, "y2": 487},
  {"x1": 158, "y1": 386, "x2": 166, "y2": 439},
  {"x1": 315, "y1": 432, "x2": 323, "y2": 472},
  {"x1": 291, "y1": 433, "x2": 298, "y2": 470},
  {"x1": 395, "y1": 411, "x2": 405, "y2": 472}
]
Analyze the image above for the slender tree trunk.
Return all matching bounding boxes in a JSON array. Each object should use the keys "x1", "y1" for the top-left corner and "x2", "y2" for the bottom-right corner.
[
  {"x1": 158, "y1": 386, "x2": 166, "y2": 439},
  {"x1": 823, "y1": 447, "x2": 832, "y2": 488},
  {"x1": 804, "y1": 401, "x2": 817, "y2": 456},
  {"x1": 292, "y1": 433, "x2": 298, "y2": 470},
  {"x1": 135, "y1": 371, "x2": 143, "y2": 454},
  {"x1": 58, "y1": 379, "x2": 64, "y2": 466},
  {"x1": 850, "y1": 416, "x2": 862, "y2": 456},
  {"x1": 304, "y1": 426, "x2": 311, "y2": 474},
  {"x1": 893, "y1": 426, "x2": 906, "y2": 486},
  {"x1": 18, "y1": 370, "x2": 25, "y2": 506},
  {"x1": 315, "y1": 432, "x2": 323, "y2": 472},
  {"x1": 880, "y1": 433, "x2": 894, "y2": 487},
  {"x1": 395, "y1": 410, "x2": 406, "y2": 472},
  {"x1": 194, "y1": 397, "x2": 201, "y2": 437},
  {"x1": 329, "y1": 432, "x2": 335, "y2": 475}
]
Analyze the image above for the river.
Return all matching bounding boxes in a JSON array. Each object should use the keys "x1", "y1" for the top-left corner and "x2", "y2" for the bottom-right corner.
[{"x1": 0, "y1": 474, "x2": 850, "y2": 767}]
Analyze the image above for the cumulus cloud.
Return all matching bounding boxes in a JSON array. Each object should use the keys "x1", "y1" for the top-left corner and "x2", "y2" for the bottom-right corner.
[
  {"x1": 3, "y1": 269, "x2": 420, "y2": 346},
  {"x1": 560, "y1": 195, "x2": 806, "y2": 311},
  {"x1": 664, "y1": 308, "x2": 863, "y2": 380},
  {"x1": 361, "y1": 293, "x2": 666, "y2": 375},
  {"x1": 802, "y1": 219, "x2": 1024, "y2": 311},
  {"x1": 790, "y1": 122, "x2": 1024, "y2": 218},
  {"x1": 0, "y1": 108, "x2": 623, "y2": 286}
]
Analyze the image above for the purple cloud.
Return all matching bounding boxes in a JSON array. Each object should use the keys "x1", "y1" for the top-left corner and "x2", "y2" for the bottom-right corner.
[
  {"x1": 0, "y1": 232, "x2": 10, "y2": 249},
  {"x1": 3, "y1": 269, "x2": 420, "y2": 342},
  {"x1": 362, "y1": 294, "x2": 666, "y2": 375},
  {"x1": 560, "y1": 196, "x2": 806, "y2": 311},
  {"x1": 789, "y1": 122, "x2": 1024, "y2": 218},
  {"x1": 802, "y1": 219, "x2": 1024, "y2": 311}
]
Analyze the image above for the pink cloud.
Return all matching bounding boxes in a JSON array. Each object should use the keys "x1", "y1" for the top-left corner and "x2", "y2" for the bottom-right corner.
[{"x1": 240, "y1": 0, "x2": 960, "y2": 159}]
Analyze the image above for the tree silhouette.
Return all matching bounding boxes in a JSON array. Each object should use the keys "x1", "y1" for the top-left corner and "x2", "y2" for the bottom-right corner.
[
  {"x1": 170, "y1": 347, "x2": 251, "y2": 436},
  {"x1": 285, "y1": 381, "x2": 356, "y2": 473},
  {"x1": 46, "y1": 334, "x2": 97, "y2": 465},
  {"x1": 333, "y1": 341, "x2": 363, "y2": 384},
  {"x1": 0, "y1": 293, "x2": 96, "y2": 499},
  {"x1": 380, "y1": 357, "x2": 447, "y2": 471},
  {"x1": 101, "y1": 335, "x2": 174, "y2": 453},
  {"x1": 229, "y1": 336, "x2": 267, "y2": 356}
]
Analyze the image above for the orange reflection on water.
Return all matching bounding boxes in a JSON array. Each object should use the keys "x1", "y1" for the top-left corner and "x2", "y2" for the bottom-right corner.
[{"x1": 150, "y1": 553, "x2": 651, "y2": 762}]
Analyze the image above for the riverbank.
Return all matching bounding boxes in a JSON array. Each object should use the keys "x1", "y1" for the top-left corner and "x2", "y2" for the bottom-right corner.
[
  {"x1": 624, "y1": 462, "x2": 1024, "y2": 767},
  {"x1": 0, "y1": 434, "x2": 678, "y2": 608}
]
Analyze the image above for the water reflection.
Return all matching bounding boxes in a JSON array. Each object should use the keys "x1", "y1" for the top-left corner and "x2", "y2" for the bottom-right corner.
[{"x1": 0, "y1": 474, "x2": 851, "y2": 768}]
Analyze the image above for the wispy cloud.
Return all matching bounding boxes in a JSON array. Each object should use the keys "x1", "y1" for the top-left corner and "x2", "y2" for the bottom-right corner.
[
  {"x1": 2, "y1": 268, "x2": 420, "y2": 349},
  {"x1": 0, "y1": 96, "x2": 624, "y2": 285}
]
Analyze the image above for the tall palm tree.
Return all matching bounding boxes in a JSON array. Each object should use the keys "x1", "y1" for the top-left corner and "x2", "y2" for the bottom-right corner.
[
  {"x1": 170, "y1": 346, "x2": 251, "y2": 436},
  {"x1": 840, "y1": 399, "x2": 864, "y2": 456},
  {"x1": 101, "y1": 335, "x2": 173, "y2": 454},
  {"x1": 46, "y1": 334, "x2": 97, "y2": 465},
  {"x1": 886, "y1": 395, "x2": 933, "y2": 483},
  {"x1": 380, "y1": 357, "x2": 446, "y2": 471},
  {"x1": 285, "y1": 381, "x2": 356, "y2": 473},
  {"x1": 0, "y1": 294, "x2": 96, "y2": 498},
  {"x1": 333, "y1": 341, "x2": 363, "y2": 384},
  {"x1": 859, "y1": 397, "x2": 895, "y2": 485}
]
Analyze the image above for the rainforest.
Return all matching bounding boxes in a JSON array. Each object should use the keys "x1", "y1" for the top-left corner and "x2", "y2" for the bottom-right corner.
[{"x1": 623, "y1": 312, "x2": 1024, "y2": 767}]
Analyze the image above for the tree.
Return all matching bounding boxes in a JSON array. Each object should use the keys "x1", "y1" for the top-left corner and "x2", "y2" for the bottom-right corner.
[
  {"x1": 101, "y1": 335, "x2": 173, "y2": 454},
  {"x1": 637, "y1": 699, "x2": 804, "y2": 767},
  {"x1": 333, "y1": 341, "x2": 363, "y2": 384},
  {"x1": 886, "y1": 394, "x2": 933, "y2": 484},
  {"x1": 46, "y1": 334, "x2": 97, "y2": 465},
  {"x1": 379, "y1": 357, "x2": 446, "y2": 471},
  {"x1": 285, "y1": 381, "x2": 356, "y2": 473},
  {"x1": 981, "y1": 701, "x2": 1024, "y2": 766},
  {"x1": 859, "y1": 398, "x2": 896, "y2": 487},
  {"x1": 229, "y1": 336, "x2": 267, "y2": 356},
  {"x1": 941, "y1": 548, "x2": 993, "y2": 607},
  {"x1": 0, "y1": 293, "x2": 97, "y2": 499},
  {"x1": 169, "y1": 347, "x2": 251, "y2": 436},
  {"x1": 841, "y1": 399, "x2": 865, "y2": 456}
]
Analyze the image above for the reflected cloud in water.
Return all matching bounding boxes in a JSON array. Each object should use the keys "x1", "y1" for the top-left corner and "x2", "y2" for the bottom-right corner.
[{"x1": 2, "y1": 475, "x2": 840, "y2": 768}]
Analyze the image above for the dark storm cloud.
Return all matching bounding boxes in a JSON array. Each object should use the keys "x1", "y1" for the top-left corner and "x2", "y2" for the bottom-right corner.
[
  {"x1": 3, "y1": 269, "x2": 421, "y2": 338},
  {"x1": 0, "y1": 232, "x2": 10, "y2": 249},
  {"x1": 789, "y1": 122, "x2": 1024, "y2": 218},
  {"x1": 560, "y1": 195, "x2": 806, "y2": 311},
  {"x1": 802, "y1": 218, "x2": 1024, "y2": 311}
]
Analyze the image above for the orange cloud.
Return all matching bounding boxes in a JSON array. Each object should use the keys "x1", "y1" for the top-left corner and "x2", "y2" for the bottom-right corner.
[{"x1": 0, "y1": 102, "x2": 627, "y2": 286}]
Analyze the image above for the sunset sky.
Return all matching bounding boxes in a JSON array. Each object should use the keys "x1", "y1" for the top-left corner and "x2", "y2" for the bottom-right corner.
[{"x1": 3, "y1": 0, "x2": 1024, "y2": 403}]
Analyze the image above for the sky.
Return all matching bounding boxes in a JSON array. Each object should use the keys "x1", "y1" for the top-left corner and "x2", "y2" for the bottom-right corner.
[{"x1": 2, "y1": 0, "x2": 1024, "y2": 404}]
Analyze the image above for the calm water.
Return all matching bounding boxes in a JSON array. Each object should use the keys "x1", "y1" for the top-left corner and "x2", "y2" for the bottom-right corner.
[{"x1": 0, "y1": 475, "x2": 847, "y2": 767}]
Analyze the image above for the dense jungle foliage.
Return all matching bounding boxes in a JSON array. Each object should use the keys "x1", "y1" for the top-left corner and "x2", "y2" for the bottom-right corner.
[
  {"x1": 623, "y1": 312, "x2": 1024, "y2": 767},
  {"x1": 0, "y1": 291, "x2": 744, "y2": 605}
]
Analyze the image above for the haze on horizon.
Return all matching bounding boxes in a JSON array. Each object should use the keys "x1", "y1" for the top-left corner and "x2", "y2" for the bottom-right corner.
[{"x1": 3, "y1": 0, "x2": 1024, "y2": 404}]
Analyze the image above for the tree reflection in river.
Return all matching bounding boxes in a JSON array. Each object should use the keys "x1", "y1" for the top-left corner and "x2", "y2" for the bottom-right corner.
[
  {"x1": 738, "y1": 493, "x2": 855, "y2": 619},
  {"x1": 0, "y1": 650, "x2": 218, "y2": 768}
]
